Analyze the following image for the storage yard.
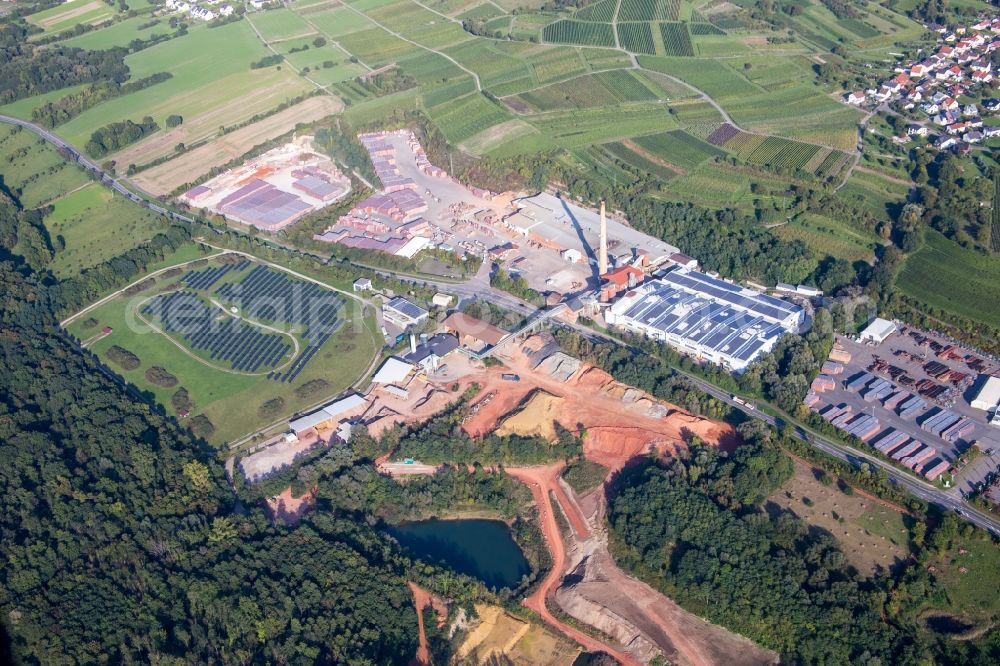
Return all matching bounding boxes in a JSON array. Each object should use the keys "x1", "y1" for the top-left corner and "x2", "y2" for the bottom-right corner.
[
  {"x1": 314, "y1": 130, "x2": 686, "y2": 297},
  {"x1": 805, "y1": 325, "x2": 1000, "y2": 496},
  {"x1": 181, "y1": 137, "x2": 351, "y2": 230}
]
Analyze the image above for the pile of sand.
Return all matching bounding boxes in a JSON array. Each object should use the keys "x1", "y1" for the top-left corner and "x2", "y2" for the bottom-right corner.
[
  {"x1": 536, "y1": 352, "x2": 582, "y2": 382},
  {"x1": 495, "y1": 390, "x2": 565, "y2": 441}
]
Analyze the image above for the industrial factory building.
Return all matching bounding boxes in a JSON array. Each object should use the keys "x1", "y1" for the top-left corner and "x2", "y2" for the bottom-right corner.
[{"x1": 605, "y1": 267, "x2": 806, "y2": 373}]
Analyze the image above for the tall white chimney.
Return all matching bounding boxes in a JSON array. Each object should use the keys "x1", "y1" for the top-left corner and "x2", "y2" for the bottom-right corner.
[
  {"x1": 598, "y1": 200, "x2": 608, "y2": 276},
  {"x1": 409, "y1": 333, "x2": 417, "y2": 355}
]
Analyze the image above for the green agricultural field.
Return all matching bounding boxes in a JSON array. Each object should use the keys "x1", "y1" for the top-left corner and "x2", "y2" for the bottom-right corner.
[
  {"x1": 27, "y1": 0, "x2": 117, "y2": 35},
  {"x1": 899, "y1": 230, "x2": 1000, "y2": 330},
  {"x1": 61, "y1": 15, "x2": 162, "y2": 50},
  {"x1": 632, "y1": 129, "x2": 724, "y2": 170},
  {"x1": 618, "y1": 22, "x2": 656, "y2": 55},
  {"x1": 543, "y1": 20, "x2": 615, "y2": 47},
  {"x1": 250, "y1": 7, "x2": 318, "y2": 41},
  {"x1": 638, "y1": 55, "x2": 761, "y2": 98},
  {"x1": 304, "y1": 6, "x2": 375, "y2": 37},
  {"x1": 338, "y1": 26, "x2": 422, "y2": 65},
  {"x1": 658, "y1": 22, "x2": 694, "y2": 56},
  {"x1": 663, "y1": 163, "x2": 750, "y2": 206},
  {"x1": 618, "y1": 0, "x2": 680, "y2": 22},
  {"x1": 525, "y1": 46, "x2": 591, "y2": 86},
  {"x1": 490, "y1": 103, "x2": 677, "y2": 155},
  {"x1": 43, "y1": 184, "x2": 170, "y2": 277},
  {"x1": 36, "y1": 22, "x2": 313, "y2": 151},
  {"x1": 575, "y1": 0, "x2": 616, "y2": 21},
  {"x1": 445, "y1": 41, "x2": 535, "y2": 89},
  {"x1": 427, "y1": 93, "x2": 512, "y2": 143},
  {"x1": 0, "y1": 126, "x2": 91, "y2": 208},
  {"x1": 601, "y1": 141, "x2": 681, "y2": 181},
  {"x1": 773, "y1": 213, "x2": 879, "y2": 264},
  {"x1": 65, "y1": 255, "x2": 381, "y2": 444},
  {"x1": 836, "y1": 172, "x2": 908, "y2": 219}
]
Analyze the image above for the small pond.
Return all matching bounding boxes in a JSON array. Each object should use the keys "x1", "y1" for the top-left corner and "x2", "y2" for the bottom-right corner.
[{"x1": 388, "y1": 518, "x2": 530, "y2": 589}]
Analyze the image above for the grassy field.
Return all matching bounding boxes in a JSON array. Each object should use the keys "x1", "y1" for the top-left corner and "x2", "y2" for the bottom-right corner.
[
  {"x1": 0, "y1": 126, "x2": 92, "y2": 208},
  {"x1": 249, "y1": 7, "x2": 318, "y2": 41},
  {"x1": 43, "y1": 184, "x2": 170, "y2": 277},
  {"x1": 773, "y1": 213, "x2": 880, "y2": 264},
  {"x1": 33, "y1": 22, "x2": 313, "y2": 152},
  {"x1": 768, "y1": 458, "x2": 913, "y2": 576},
  {"x1": 898, "y1": 230, "x2": 1000, "y2": 330},
  {"x1": 65, "y1": 255, "x2": 380, "y2": 444},
  {"x1": 27, "y1": 0, "x2": 117, "y2": 35}
]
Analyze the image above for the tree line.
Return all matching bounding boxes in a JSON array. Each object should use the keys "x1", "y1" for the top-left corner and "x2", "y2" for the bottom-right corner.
[
  {"x1": 85, "y1": 116, "x2": 159, "y2": 158},
  {"x1": 31, "y1": 72, "x2": 172, "y2": 128}
]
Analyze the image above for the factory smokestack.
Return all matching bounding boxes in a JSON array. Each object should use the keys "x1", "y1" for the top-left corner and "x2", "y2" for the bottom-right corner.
[
  {"x1": 598, "y1": 199, "x2": 608, "y2": 276},
  {"x1": 409, "y1": 334, "x2": 417, "y2": 355}
]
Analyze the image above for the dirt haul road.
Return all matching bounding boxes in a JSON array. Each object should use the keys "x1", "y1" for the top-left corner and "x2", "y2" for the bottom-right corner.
[
  {"x1": 408, "y1": 582, "x2": 447, "y2": 666},
  {"x1": 506, "y1": 464, "x2": 641, "y2": 666}
]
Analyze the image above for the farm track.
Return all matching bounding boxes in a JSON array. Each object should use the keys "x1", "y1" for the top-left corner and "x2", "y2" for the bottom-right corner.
[
  {"x1": 245, "y1": 8, "x2": 337, "y2": 93},
  {"x1": 339, "y1": 0, "x2": 483, "y2": 91}
]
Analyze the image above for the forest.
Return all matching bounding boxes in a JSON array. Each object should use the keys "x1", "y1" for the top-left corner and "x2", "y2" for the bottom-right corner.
[
  {"x1": 85, "y1": 116, "x2": 160, "y2": 158},
  {"x1": 0, "y1": 182, "x2": 534, "y2": 663},
  {"x1": 608, "y1": 421, "x2": 1000, "y2": 664},
  {"x1": 0, "y1": 22, "x2": 130, "y2": 104}
]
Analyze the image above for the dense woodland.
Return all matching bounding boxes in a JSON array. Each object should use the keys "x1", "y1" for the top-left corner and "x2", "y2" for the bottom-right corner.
[
  {"x1": 0, "y1": 182, "x2": 548, "y2": 663},
  {"x1": 608, "y1": 424, "x2": 1000, "y2": 664},
  {"x1": 85, "y1": 116, "x2": 159, "y2": 158},
  {"x1": 0, "y1": 23, "x2": 130, "y2": 104}
]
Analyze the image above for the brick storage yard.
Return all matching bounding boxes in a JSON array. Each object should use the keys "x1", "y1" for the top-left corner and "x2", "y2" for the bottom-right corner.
[
  {"x1": 806, "y1": 324, "x2": 1000, "y2": 497},
  {"x1": 181, "y1": 137, "x2": 352, "y2": 230}
]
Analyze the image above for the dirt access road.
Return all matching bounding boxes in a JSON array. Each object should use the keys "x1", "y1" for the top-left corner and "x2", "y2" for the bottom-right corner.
[
  {"x1": 508, "y1": 463, "x2": 777, "y2": 666},
  {"x1": 506, "y1": 464, "x2": 641, "y2": 666},
  {"x1": 408, "y1": 582, "x2": 447, "y2": 666}
]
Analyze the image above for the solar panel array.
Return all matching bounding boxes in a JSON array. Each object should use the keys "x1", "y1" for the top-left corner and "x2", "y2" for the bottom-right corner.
[
  {"x1": 618, "y1": 280, "x2": 787, "y2": 364},
  {"x1": 214, "y1": 265, "x2": 344, "y2": 383},
  {"x1": 661, "y1": 268, "x2": 802, "y2": 325},
  {"x1": 143, "y1": 291, "x2": 291, "y2": 373},
  {"x1": 181, "y1": 259, "x2": 250, "y2": 290}
]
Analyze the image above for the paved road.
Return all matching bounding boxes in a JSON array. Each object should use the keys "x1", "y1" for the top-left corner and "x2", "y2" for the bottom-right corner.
[{"x1": 0, "y1": 114, "x2": 198, "y2": 225}]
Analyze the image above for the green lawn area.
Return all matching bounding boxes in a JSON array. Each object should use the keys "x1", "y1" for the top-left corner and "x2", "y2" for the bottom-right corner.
[
  {"x1": 66, "y1": 255, "x2": 381, "y2": 444},
  {"x1": 853, "y1": 505, "x2": 913, "y2": 552},
  {"x1": 250, "y1": 7, "x2": 318, "y2": 41},
  {"x1": 44, "y1": 183, "x2": 171, "y2": 277},
  {"x1": 61, "y1": 14, "x2": 161, "y2": 50},
  {"x1": 898, "y1": 230, "x2": 1000, "y2": 330}
]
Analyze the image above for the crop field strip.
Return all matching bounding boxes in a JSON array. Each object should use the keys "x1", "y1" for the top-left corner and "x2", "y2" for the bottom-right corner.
[
  {"x1": 617, "y1": 22, "x2": 656, "y2": 55},
  {"x1": 427, "y1": 93, "x2": 513, "y2": 143},
  {"x1": 600, "y1": 141, "x2": 680, "y2": 181},
  {"x1": 617, "y1": 0, "x2": 680, "y2": 22},
  {"x1": 143, "y1": 291, "x2": 293, "y2": 374},
  {"x1": 658, "y1": 22, "x2": 694, "y2": 56},
  {"x1": 574, "y1": 0, "x2": 617, "y2": 21},
  {"x1": 689, "y1": 22, "x2": 724, "y2": 35},
  {"x1": 543, "y1": 20, "x2": 616, "y2": 47},
  {"x1": 632, "y1": 129, "x2": 725, "y2": 170}
]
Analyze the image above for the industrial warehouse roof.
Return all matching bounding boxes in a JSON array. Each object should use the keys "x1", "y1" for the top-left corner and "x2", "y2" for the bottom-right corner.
[
  {"x1": 971, "y1": 375, "x2": 1000, "y2": 411},
  {"x1": 613, "y1": 280, "x2": 788, "y2": 363},
  {"x1": 660, "y1": 267, "x2": 802, "y2": 325},
  {"x1": 859, "y1": 317, "x2": 897, "y2": 344},
  {"x1": 289, "y1": 393, "x2": 367, "y2": 433},
  {"x1": 384, "y1": 297, "x2": 428, "y2": 321},
  {"x1": 401, "y1": 333, "x2": 459, "y2": 365},
  {"x1": 372, "y1": 357, "x2": 414, "y2": 384}
]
